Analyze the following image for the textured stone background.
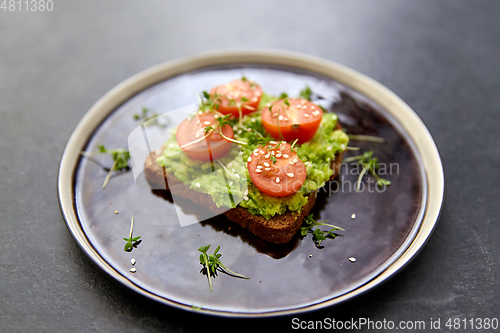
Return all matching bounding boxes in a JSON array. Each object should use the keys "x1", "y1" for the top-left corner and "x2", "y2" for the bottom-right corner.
[{"x1": 1, "y1": 1, "x2": 498, "y2": 331}]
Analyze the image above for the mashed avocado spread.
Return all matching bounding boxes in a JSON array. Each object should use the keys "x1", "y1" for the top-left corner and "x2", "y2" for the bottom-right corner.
[{"x1": 156, "y1": 93, "x2": 349, "y2": 219}]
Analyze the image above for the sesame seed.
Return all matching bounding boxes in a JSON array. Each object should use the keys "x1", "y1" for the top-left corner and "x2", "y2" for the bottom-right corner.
[
  {"x1": 275, "y1": 177, "x2": 280, "y2": 183},
  {"x1": 266, "y1": 103, "x2": 271, "y2": 107},
  {"x1": 255, "y1": 169, "x2": 262, "y2": 173},
  {"x1": 304, "y1": 114, "x2": 310, "y2": 118},
  {"x1": 229, "y1": 181, "x2": 233, "y2": 186},
  {"x1": 302, "y1": 105, "x2": 307, "y2": 109},
  {"x1": 253, "y1": 152, "x2": 259, "y2": 156},
  {"x1": 264, "y1": 162, "x2": 270, "y2": 167},
  {"x1": 196, "y1": 119, "x2": 200, "y2": 125},
  {"x1": 228, "y1": 162, "x2": 233, "y2": 168},
  {"x1": 195, "y1": 132, "x2": 200, "y2": 138},
  {"x1": 244, "y1": 190, "x2": 249, "y2": 195},
  {"x1": 293, "y1": 158, "x2": 298, "y2": 163},
  {"x1": 311, "y1": 106, "x2": 316, "y2": 110},
  {"x1": 251, "y1": 118, "x2": 256, "y2": 122},
  {"x1": 238, "y1": 129, "x2": 242, "y2": 134},
  {"x1": 284, "y1": 118, "x2": 289, "y2": 121},
  {"x1": 247, "y1": 156, "x2": 252, "y2": 162},
  {"x1": 259, "y1": 150, "x2": 265, "y2": 154},
  {"x1": 276, "y1": 153, "x2": 282, "y2": 157},
  {"x1": 244, "y1": 195, "x2": 249, "y2": 201},
  {"x1": 271, "y1": 151, "x2": 275, "y2": 155},
  {"x1": 254, "y1": 148, "x2": 259, "y2": 152},
  {"x1": 130, "y1": 268, "x2": 137, "y2": 273},
  {"x1": 235, "y1": 174, "x2": 240, "y2": 178},
  {"x1": 115, "y1": 211, "x2": 119, "y2": 214},
  {"x1": 270, "y1": 141, "x2": 277, "y2": 144},
  {"x1": 265, "y1": 167, "x2": 271, "y2": 171},
  {"x1": 278, "y1": 115, "x2": 284, "y2": 121},
  {"x1": 253, "y1": 97, "x2": 258, "y2": 102},
  {"x1": 351, "y1": 213, "x2": 356, "y2": 219},
  {"x1": 283, "y1": 154, "x2": 289, "y2": 158},
  {"x1": 131, "y1": 258, "x2": 136, "y2": 266},
  {"x1": 257, "y1": 165, "x2": 263, "y2": 169},
  {"x1": 265, "y1": 153, "x2": 270, "y2": 158},
  {"x1": 287, "y1": 173, "x2": 294, "y2": 177},
  {"x1": 289, "y1": 161, "x2": 295, "y2": 165},
  {"x1": 326, "y1": 146, "x2": 332, "y2": 151},
  {"x1": 198, "y1": 111, "x2": 203, "y2": 115},
  {"x1": 196, "y1": 183, "x2": 200, "y2": 188},
  {"x1": 204, "y1": 121, "x2": 211, "y2": 125},
  {"x1": 349, "y1": 257, "x2": 357, "y2": 263},
  {"x1": 341, "y1": 144, "x2": 346, "y2": 150},
  {"x1": 247, "y1": 128, "x2": 252, "y2": 132},
  {"x1": 272, "y1": 113, "x2": 278, "y2": 117}
]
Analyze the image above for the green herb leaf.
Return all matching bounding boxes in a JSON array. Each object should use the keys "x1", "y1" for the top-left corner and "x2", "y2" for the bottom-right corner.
[
  {"x1": 279, "y1": 92, "x2": 288, "y2": 99},
  {"x1": 299, "y1": 86, "x2": 312, "y2": 101},
  {"x1": 301, "y1": 214, "x2": 344, "y2": 247},
  {"x1": 270, "y1": 155, "x2": 277, "y2": 164}
]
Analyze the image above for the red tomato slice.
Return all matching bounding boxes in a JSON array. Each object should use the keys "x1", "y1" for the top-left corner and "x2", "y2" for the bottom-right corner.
[
  {"x1": 261, "y1": 98, "x2": 323, "y2": 143},
  {"x1": 210, "y1": 79, "x2": 262, "y2": 117},
  {"x1": 176, "y1": 112, "x2": 234, "y2": 161},
  {"x1": 247, "y1": 142, "x2": 306, "y2": 197}
]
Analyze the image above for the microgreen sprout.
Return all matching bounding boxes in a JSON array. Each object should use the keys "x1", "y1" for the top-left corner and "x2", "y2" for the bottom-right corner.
[
  {"x1": 343, "y1": 150, "x2": 392, "y2": 190},
  {"x1": 290, "y1": 138, "x2": 299, "y2": 153},
  {"x1": 299, "y1": 86, "x2": 312, "y2": 101},
  {"x1": 301, "y1": 214, "x2": 344, "y2": 247},
  {"x1": 123, "y1": 216, "x2": 141, "y2": 251},
  {"x1": 270, "y1": 155, "x2": 277, "y2": 164},
  {"x1": 198, "y1": 245, "x2": 249, "y2": 291},
  {"x1": 133, "y1": 107, "x2": 167, "y2": 127},
  {"x1": 347, "y1": 135, "x2": 385, "y2": 143},
  {"x1": 81, "y1": 145, "x2": 130, "y2": 189}
]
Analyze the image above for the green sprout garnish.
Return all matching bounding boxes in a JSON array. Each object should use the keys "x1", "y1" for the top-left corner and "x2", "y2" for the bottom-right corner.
[
  {"x1": 343, "y1": 150, "x2": 392, "y2": 190},
  {"x1": 270, "y1": 155, "x2": 277, "y2": 164},
  {"x1": 123, "y1": 216, "x2": 141, "y2": 251},
  {"x1": 133, "y1": 107, "x2": 167, "y2": 127},
  {"x1": 299, "y1": 86, "x2": 312, "y2": 101},
  {"x1": 81, "y1": 145, "x2": 130, "y2": 189},
  {"x1": 301, "y1": 214, "x2": 344, "y2": 247},
  {"x1": 198, "y1": 245, "x2": 249, "y2": 292}
]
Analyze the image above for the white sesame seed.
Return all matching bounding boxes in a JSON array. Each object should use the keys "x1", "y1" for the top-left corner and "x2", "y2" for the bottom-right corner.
[
  {"x1": 196, "y1": 183, "x2": 200, "y2": 188},
  {"x1": 254, "y1": 148, "x2": 259, "y2": 152},
  {"x1": 247, "y1": 156, "x2": 252, "y2": 162},
  {"x1": 265, "y1": 168, "x2": 271, "y2": 171},
  {"x1": 229, "y1": 181, "x2": 233, "y2": 186},
  {"x1": 275, "y1": 177, "x2": 280, "y2": 183},
  {"x1": 283, "y1": 154, "x2": 289, "y2": 158},
  {"x1": 351, "y1": 213, "x2": 356, "y2": 219},
  {"x1": 264, "y1": 153, "x2": 270, "y2": 158},
  {"x1": 326, "y1": 146, "x2": 332, "y2": 151},
  {"x1": 196, "y1": 119, "x2": 200, "y2": 125},
  {"x1": 289, "y1": 161, "x2": 295, "y2": 165},
  {"x1": 264, "y1": 162, "x2": 270, "y2": 167},
  {"x1": 302, "y1": 105, "x2": 307, "y2": 109},
  {"x1": 257, "y1": 165, "x2": 263, "y2": 169},
  {"x1": 130, "y1": 268, "x2": 137, "y2": 273},
  {"x1": 204, "y1": 121, "x2": 211, "y2": 125},
  {"x1": 293, "y1": 158, "x2": 298, "y2": 163},
  {"x1": 255, "y1": 169, "x2": 262, "y2": 173},
  {"x1": 235, "y1": 174, "x2": 240, "y2": 178},
  {"x1": 251, "y1": 118, "x2": 256, "y2": 122},
  {"x1": 198, "y1": 111, "x2": 203, "y2": 115},
  {"x1": 253, "y1": 152, "x2": 259, "y2": 156},
  {"x1": 259, "y1": 150, "x2": 265, "y2": 154},
  {"x1": 287, "y1": 173, "x2": 294, "y2": 177},
  {"x1": 244, "y1": 190, "x2": 249, "y2": 195},
  {"x1": 195, "y1": 132, "x2": 200, "y2": 138},
  {"x1": 266, "y1": 103, "x2": 271, "y2": 107},
  {"x1": 282, "y1": 141, "x2": 287, "y2": 144},
  {"x1": 304, "y1": 114, "x2": 310, "y2": 118},
  {"x1": 238, "y1": 129, "x2": 242, "y2": 134},
  {"x1": 228, "y1": 162, "x2": 233, "y2": 168},
  {"x1": 284, "y1": 118, "x2": 289, "y2": 121},
  {"x1": 271, "y1": 151, "x2": 275, "y2": 155},
  {"x1": 270, "y1": 141, "x2": 277, "y2": 144},
  {"x1": 247, "y1": 128, "x2": 252, "y2": 132},
  {"x1": 244, "y1": 195, "x2": 249, "y2": 201},
  {"x1": 253, "y1": 97, "x2": 258, "y2": 102},
  {"x1": 278, "y1": 115, "x2": 284, "y2": 121},
  {"x1": 311, "y1": 106, "x2": 316, "y2": 110},
  {"x1": 276, "y1": 153, "x2": 282, "y2": 158},
  {"x1": 341, "y1": 144, "x2": 346, "y2": 150},
  {"x1": 131, "y1": 258, "x2": 136, "y2": 266},
  {"x1": 272, "y1": 113, "x2": 278, "y2": 117},
  {"x1": 233, "y1": 126, "x2": 238, "y2": 130}
]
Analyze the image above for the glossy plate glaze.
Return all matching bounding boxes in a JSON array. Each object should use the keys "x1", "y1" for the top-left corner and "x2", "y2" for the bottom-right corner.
[{"x1": 58, "y1": 50, "x2": 444, "y2": 317}]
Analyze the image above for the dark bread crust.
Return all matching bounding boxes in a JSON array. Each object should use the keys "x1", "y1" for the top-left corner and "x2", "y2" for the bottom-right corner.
[{"x1": 144, "y1": 122, "x2": 343, "y2": 244}]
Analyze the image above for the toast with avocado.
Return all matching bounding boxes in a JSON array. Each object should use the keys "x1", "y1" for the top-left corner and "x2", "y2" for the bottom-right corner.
[{"x1": 144, "y1": 78, "x2": 348, "y2": 244}]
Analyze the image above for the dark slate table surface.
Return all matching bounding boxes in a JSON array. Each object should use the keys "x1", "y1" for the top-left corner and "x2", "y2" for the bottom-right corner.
[{"x1": 1, "y1": 1, "x2": 498, "y2": 332}]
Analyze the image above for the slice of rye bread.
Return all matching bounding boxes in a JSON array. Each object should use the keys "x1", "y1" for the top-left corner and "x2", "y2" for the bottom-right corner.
[{"x1": 144, "y1": 123, "x2": 344, "y2": 244}]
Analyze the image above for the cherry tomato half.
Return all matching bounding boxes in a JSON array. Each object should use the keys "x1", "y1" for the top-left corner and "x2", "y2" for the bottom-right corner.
[
  {"x1": 247, "y1": 142, "x2": 306, "y2": 197},
  {"x1": 210, "y1": 79, "x2": 262, "y2": 117},
  {"x1": 261, "y1": 98, "x2": 323, "y2": 143},
  {"x1": 176, "y1": 112, "x2": 234, "y2": 161}
]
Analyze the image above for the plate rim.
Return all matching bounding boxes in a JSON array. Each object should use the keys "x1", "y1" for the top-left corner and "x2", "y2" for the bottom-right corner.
[{"x1": 58, "y1": 49, "x2": 444, "y2": 317}]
